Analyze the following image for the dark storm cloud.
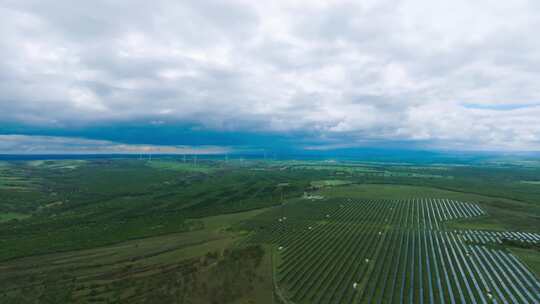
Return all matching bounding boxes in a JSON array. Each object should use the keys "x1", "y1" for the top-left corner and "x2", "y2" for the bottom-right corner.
[{"x1": 1, "y1": 0, "x2": 540, "y2": 151}]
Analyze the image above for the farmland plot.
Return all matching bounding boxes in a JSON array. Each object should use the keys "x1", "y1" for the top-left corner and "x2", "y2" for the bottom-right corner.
[{"x1": 247, "y1": 198, "x2": 540, "y2": 303}]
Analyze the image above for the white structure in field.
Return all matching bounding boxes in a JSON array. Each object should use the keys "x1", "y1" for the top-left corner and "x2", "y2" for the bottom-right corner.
[{"x1": 302, "y1": 192, "x2": 324, "y2": 200}]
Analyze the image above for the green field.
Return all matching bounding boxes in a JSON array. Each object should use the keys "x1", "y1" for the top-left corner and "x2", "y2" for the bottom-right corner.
[
  {"x1": 521, "y1": 180, "x2": 540, "y2": 185},
  {"x1": 0, "y1": 158, "x2": 538, "y2": 303},
  {"x1": 0, "y1": 212, "x2": 31, "y2": 223},
  {"x1": 310, "y1": 179, "x2": 353, "y2": 188},
  {"x1": 26, "y1": 160, "x2": 87, "y2": 170},
  {"x1": 0, "y1": 207, "x2": 273, "y2": 303},
  {"x1": 146, "y1": 159, "x2": 215, "y2": 173}
]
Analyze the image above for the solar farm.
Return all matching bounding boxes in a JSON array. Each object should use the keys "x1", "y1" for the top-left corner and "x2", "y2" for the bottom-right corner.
[{"x1": 246, "y1": 198, "x2": 540, "y2": 303}]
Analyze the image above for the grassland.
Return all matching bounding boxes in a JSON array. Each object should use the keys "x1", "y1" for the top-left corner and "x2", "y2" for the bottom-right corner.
[
  {"x1": 0, "y1": 164, "x2": 36, "y2": 191},
  {"x1": 27, "y1": 159, "x2": 87, "y2": 170},
  {"x1": 0, "y1": 212, "x2": 31, "y2": 223},
  {"x1": 310, "y1": 179, "x2": 352, "y2": 188},
  {"x1": 0, "y1": 160, "x2": 309, "y2": 260},
  {"x1": 146, "y1": 159, "x2": 215, "y2": 173},
  {"x1": 521, "y1": 180, "x2": 540, "y2": 185},
  {"x1": 0, "y1": 207, "x2": 273, "y2": 303},
  {"x1": 0, "y1": 158, "x2": 538, "y2": 303}
]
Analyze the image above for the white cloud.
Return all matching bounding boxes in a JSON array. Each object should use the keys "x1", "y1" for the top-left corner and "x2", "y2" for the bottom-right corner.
[
  {"x1": 0, "y1": 135, "x2": 230, "y2": 155},
  {"x1": 0, "y1": 0, "x2": 539, "y2": 150}
]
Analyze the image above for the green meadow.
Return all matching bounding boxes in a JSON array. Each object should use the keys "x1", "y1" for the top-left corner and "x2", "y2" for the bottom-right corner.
[{"x1": 0, "y1": 158, "x2": 538, "y2": 303}]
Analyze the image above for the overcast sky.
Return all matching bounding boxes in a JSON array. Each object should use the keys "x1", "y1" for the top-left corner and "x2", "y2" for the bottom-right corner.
[{"x1": 1, "y1": 0, "x2": 540, "y2": 153}]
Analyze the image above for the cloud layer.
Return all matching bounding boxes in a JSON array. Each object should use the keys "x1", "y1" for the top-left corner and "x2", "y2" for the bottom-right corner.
[
  {"x1": 0, "y1": 135, "x2": 230, "y2": 154},
  {"x1": 1, "y1": 0, "x2": 540, "y2": 150}
]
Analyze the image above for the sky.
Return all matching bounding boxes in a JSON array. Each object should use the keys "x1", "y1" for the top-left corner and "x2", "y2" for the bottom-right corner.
[{"x1": 1, "y1": 0, "x2": 540, "y2": 154}]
